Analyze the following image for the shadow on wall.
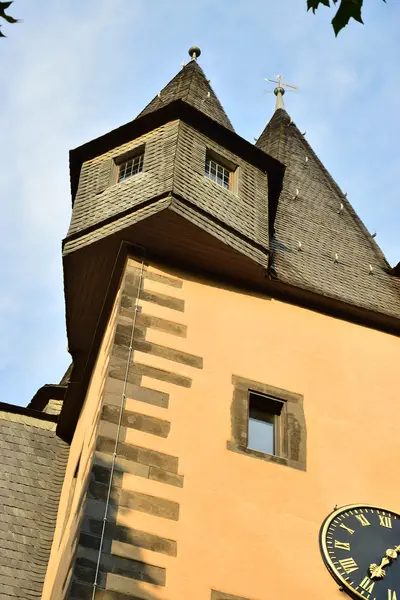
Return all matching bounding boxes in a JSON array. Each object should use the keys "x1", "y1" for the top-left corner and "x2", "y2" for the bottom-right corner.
[
  {"x1": 58, "y1": 379, "x2": 168, "y2": 599},
  {"x1": 65, "y1": 448, "x2": 168, "y2": 599},
  {"x1": 53, "y1": 262, "x2": 180, "y2": 600}
]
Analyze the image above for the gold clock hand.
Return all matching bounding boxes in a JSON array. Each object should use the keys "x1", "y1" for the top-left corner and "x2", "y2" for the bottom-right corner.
[
  {"x1": 386, "y1": 546, "x2": 400, "y2": 560},
  {"x1": 369, "y1": 546, "x2": 400, "y2": 579},
  {"x1": 369, "y1": 557, "x2": 390, "y2": 579}
]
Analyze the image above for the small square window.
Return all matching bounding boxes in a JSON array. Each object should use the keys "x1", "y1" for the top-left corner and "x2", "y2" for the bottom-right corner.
[
  {"x1": 204, "y1": 153, "x2": 235, "y2": 191},
  {"x1": 118, "y1": 152, "x2": 144, "y2": 183},
  {"x1": 228, "y1": 376, "x2": 306, "y2": 471},
  {"x1": 248, "y1": 392, "x2": 283, "y2": 456}
]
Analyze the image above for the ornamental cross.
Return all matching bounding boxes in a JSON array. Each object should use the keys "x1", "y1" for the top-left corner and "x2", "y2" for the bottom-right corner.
[{"x1": 264, "y1": 74, "x2": 299, "y2": 109}]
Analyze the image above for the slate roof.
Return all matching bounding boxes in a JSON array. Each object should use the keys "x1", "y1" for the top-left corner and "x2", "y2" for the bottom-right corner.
[
  {"x1": 0, "y1": 405, "x2": 69, "y2": 599},
  {"x1": 137, "y1": 58, "x2": 235, "y2": 132},
  {"x1": 256, "y1": 108, "x2": 400, "y2": 320}
]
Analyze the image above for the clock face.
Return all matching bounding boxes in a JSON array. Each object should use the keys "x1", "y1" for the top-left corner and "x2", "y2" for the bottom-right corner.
[{"x1": 320, "y1": 505, "x2": 400, "y2": 600}]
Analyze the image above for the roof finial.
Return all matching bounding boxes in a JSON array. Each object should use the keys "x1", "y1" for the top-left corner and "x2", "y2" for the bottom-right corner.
[
  {"x1": 265, "y1": 74, "x2": 299, "y2": 110},
  {"x1": 188, "y1": 46, "x2": 201, "y2": 61}
]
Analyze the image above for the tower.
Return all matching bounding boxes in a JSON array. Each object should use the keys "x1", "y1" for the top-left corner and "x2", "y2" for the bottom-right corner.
[{"x1": 1, "y1": 48, "x2": 400, "y2": 600}]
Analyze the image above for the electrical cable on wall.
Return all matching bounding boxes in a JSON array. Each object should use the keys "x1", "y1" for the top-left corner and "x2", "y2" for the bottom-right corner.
[{"x1": 91, "y1": 259, "x2": 145, "y2": 600}]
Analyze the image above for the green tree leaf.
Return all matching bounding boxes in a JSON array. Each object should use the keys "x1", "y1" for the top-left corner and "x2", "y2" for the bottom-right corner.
[
  {"x1": 331, "y1": 0, "x2": 363, "y2": 35},
  {"x1": 0, "y1": 2, "x2": 13, "y2": 15},
  {"x1": 307, "y1": 0, "x2": 331, "y2": 13},
  {"x1": 1, "y1": 12, "x2": 17, "y2": 23},
  {"x1": 0, "y1": 0, "x2": 19, "y2": 34}
]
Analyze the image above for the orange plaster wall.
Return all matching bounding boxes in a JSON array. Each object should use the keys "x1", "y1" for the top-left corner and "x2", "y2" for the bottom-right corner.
[
  {"x1": 126, "y1": 261, "x2": 400, "y2": 600},
  {"x1": 41, "y1": 284, "x2": 122, "y2": 600}
]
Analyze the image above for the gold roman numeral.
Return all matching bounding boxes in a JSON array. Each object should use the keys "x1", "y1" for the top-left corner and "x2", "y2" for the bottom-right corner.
[
  {"x1": 359, "y1": 576, "x2": 375, "y2": 594},
  {"x1": 355, "y1": 514, "x2": 371, "y2": 527},
  {"x1": 388, "y1": 591, "x2": 397, "y2": 600},
  {"x1": 335, "y1": 540, "x2": 351, "y2": 551},
  {"x1": 379, "y1": 515, "x2": 392, "y2": 528},
  {"x1": 339, "y1": 522, "x2": 355, "y2": 535},
  {"x1": 340, "y1": 557, "x2": 359, "y2": 574}
]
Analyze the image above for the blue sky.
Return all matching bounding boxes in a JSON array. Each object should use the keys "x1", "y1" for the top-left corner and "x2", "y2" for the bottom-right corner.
[{"x1": 1, "y1": 0, "x2": 399, "y2": 406}]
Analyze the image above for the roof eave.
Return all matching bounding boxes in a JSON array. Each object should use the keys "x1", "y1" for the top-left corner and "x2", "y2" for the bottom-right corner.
[
  {"x1": 27, "y1": 384, "x2": 67, "y2": 412},
  {"x1": 57, "y1": 236, "x2": 400, "y2": 443},
  {"x1": 0, "y1": 401, "x2": 59, "y2": 423},
  {"x1": 69, "y1": 99, "x2": 285, "y2": 206}
]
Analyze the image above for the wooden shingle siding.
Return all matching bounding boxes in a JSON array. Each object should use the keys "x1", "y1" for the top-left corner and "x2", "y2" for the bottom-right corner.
[
  {"x1": 68, "y1": 122, "x2": 179, "y2": 237},
  {"x1": 67, "y1": 119, "x2": 269, "y2": 266},
  {"x1": 174, "y1": 122, "x2": 269, "y2": 251}
]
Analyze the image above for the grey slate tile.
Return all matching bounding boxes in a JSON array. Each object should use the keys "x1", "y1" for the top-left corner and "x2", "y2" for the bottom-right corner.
[
  {"x1": 138, "y1": 59, "x2": 235, "y2": 132},
  {"x1": 257, "y1": 108, "x2": 400, "y2": 320},
  {"x1": 0, "y1": 412, "x2": 69, "y2": 599}
]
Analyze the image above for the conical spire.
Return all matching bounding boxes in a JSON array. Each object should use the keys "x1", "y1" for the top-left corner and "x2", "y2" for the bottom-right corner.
[
  {"x1": 137, "y1": 47, "x2": 235, "y2": 132},
  {"x1": 255, "y1": 107, "x2": 291, "y2": 161},
  {"x1": 255, "y1": 105, "x2": 400, "y2": 321}
]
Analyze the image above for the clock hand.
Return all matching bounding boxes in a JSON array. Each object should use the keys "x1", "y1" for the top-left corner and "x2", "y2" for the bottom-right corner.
[{"x1": 369, "y1": 546, "x2": 400, "y2": 580}]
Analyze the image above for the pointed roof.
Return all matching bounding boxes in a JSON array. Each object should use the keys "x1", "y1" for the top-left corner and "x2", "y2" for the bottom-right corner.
[
  {"x1": 137, "y1": 58, "x2": 235, "y2": 132},
  {"x1": 256, "y1": 108, "x2": 400, "y2": 320}
]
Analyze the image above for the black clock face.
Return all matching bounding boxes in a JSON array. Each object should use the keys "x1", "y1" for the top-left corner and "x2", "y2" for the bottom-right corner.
[{"x1": 320, "y1": 505, "x2": 400, "y2": 600}]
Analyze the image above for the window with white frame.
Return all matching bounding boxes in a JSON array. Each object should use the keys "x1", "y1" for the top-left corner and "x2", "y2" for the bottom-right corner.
[
  {"x1": 118, "y1": 152, "x2": 144, "y2": 182},
  {"x1": 204, "y1": 152, "x2": 236, "y2": 191}
]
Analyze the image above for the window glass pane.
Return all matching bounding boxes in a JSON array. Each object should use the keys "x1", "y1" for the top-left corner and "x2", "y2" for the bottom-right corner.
[
  {"x1": 118, "y1": 153, "x2": 144, "y2": 182},
  {"x1": 248, "y1": 415, "x2": 274, "y2": 455},
  {"x1": 204, "y1": 155, "x2": 232, "y2": 189}
]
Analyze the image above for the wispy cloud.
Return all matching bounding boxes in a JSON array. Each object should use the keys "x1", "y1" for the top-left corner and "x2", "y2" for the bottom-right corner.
[
  {"x1": 1, "y1": 0, "x2": 399, "y2": 405},
  {"x1": 0, "y1": 0, "x2": 142, "y2": 403}
]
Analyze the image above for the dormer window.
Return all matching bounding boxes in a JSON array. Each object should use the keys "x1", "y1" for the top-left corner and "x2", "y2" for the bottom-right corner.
[
  {"x1": 204, "y1": 151, "x2": 236, "y2": 192},
  {"x1": 117, "y1": 149, "x2": 144, "y2": 183}
]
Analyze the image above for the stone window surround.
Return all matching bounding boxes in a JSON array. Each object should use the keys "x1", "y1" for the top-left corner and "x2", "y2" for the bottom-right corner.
[{"x1": 228, "y1": 375, "x2": 306, "y2": 471}]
